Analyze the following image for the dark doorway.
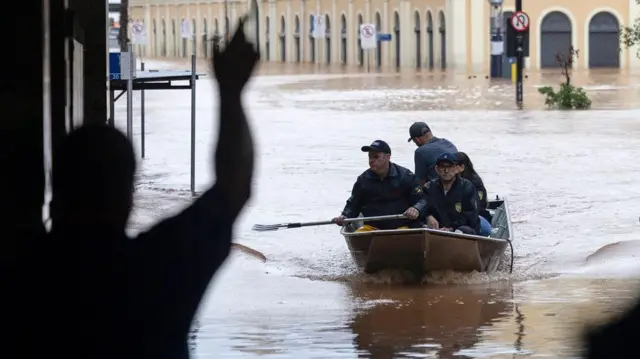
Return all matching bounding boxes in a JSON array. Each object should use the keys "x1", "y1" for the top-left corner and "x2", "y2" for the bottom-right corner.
[
  {"x1": 588, "y1": 12, "x2": 620, "y2": 68},
  {"x1": 540, "y1": 11, "x2": 572, "y2": 68}
]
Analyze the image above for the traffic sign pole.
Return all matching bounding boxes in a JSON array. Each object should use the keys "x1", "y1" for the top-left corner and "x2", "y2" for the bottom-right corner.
[{"x1": 514, "y1": 0, "x2": 525, "y2": 109}]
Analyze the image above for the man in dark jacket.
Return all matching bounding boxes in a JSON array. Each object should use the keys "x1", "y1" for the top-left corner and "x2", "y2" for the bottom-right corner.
[
  {"x1": 424, "y1": 153, "x2": 479, "y2": 234},
  {"x1": 333, "y1": 140, "x2": 427, "y2": 231},
  {"x1": 408, "y1": 121, "x2": 458, "y2": 185}
]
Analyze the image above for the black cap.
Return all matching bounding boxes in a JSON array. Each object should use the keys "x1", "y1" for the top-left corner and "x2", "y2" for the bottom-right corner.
[
  {"x1": 361, "y1": 140, "x2": 391, "y2": 154},
  {"x1": 407, "y1": 122, "x2": 431, "y2": 142},
  {"x1": 435, "y1": 152, "x2": 458, "y2": 165}
]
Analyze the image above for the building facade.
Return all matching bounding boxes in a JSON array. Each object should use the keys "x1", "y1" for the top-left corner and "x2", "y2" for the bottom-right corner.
[{"x1": 129, "y1": 0, "x2": 640, "y2": 73}]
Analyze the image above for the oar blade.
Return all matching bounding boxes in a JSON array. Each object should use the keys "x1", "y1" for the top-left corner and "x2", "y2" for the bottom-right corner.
[{"x1": 251, "y1": 224, "x2": 281, "y2": 231}]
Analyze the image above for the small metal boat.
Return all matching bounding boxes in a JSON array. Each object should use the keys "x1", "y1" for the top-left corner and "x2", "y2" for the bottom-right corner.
[{"x1": 340, "y1": 197, "x2": 514, "y2": 275}]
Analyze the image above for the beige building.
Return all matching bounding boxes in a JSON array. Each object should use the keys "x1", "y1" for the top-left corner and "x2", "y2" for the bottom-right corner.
[{"x1": 129, "y1": 0, "x2": 640, "y2": 73}]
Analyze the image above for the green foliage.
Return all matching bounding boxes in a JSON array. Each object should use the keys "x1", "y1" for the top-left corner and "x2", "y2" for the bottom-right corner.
[
  {"x1": 537, "y1": 46, "x2": 592, "y2": 110},
  {"x1": 620, "y1": 0, "x2": 640, "y2": 58},
  {"x1": 538, "y1": 84, "x2": 592, "y2": 110}
]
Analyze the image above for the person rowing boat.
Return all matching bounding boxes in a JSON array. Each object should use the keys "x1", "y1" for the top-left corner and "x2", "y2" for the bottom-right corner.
[{"x1": 332, "y1": 140, "x2": 427, "y2": 232}]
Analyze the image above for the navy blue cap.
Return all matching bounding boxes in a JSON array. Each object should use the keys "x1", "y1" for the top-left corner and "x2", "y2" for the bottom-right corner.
[
  {"x1": 436, "y1": 152, "x2": 458, "y2": 165},
  {"x1": 361, "y1": 140, "x2": 391, "y2": 154}
]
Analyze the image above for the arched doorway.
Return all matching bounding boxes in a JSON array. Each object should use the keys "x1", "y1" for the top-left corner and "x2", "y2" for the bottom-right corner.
[
  {"x1": 375, "y1": 13, "x2": 382, "y2": 68},
  {"x1": 340, "y1": 14, "x2": 347, "y2": 65},
  {"x1": 438, "y1": 11, "x2": 446, "y2": 69},
  {"x1": 152, "y1": 19, "x2": 157, "y2": 56},
  {"x1": 589, "y1": 12, "x2": 620, "y2": 68},
  {"x1": 414, "y1": 11, "x2": 421, "y2": 68},
  {"x1": 540, "y1": 11, "x2": 572, "y2": 68},
  {"x1": 280, "y1": 16, "x2": 286, "y2": 62},
  {"x1": 294, "y1": 15, "x2": 301, "y2": 62},
  {"x1": 357, "y1": 14, "x2": 364, "y2": 66},
  {"x1": 426, "y1": 11, "x2": 433, "y2": 68},
  {"x1": 309, "y1": 15, "x2": 316, "y2": 62},
  {"x1": 161, "y1": 19, "x2": 166, "y2": 56},
  {"x1": 325, "y1": 14, "x2": 331, "y2": 64},
  {"x1": 265, "y1": 16, "x2": 270, "y2": 61},
  {"x1": 202, "y1": 19, "x2": 208, "y2": 57},
  {"x1": 251, "y1": 0, "x2": 260, "y2": 51},
  {"x1": 393, "y1": 11, "x2": 400, "y2": 68}
]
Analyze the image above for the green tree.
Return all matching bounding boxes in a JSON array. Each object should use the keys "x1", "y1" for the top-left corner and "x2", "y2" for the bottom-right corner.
[
  {"x1": 621, "y1": 0, "x2": 640, "y2": 57},
  {"x1": 538, "y1": 47, "x2": 592, "y2": 110}
]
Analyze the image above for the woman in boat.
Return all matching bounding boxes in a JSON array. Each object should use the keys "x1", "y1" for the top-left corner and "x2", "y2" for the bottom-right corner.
[{"x1": 455, "y1": 152, "x2": 492, "y2": 236}]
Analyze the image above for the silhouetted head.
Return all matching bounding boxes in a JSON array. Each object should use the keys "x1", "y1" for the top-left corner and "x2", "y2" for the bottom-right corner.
[{"x1": 51, "y1": 125, "x2": 136, "y2": 230}]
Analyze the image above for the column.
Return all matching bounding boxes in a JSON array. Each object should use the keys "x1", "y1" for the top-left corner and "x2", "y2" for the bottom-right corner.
[
  {"x1": 269, "y1": 0, "x2": 277, "y2": 61},
  {"x1": 470, "y1": 0, "x2": 485, "y2": 73},
  {"x1": 348, "y1": 0, "x2": 354, "y2": 65},
  {"x1": 445, "y1": 0, "x2": 467, "y2": 70},
  {"x1": 383, "y1": 0, "x2": 389, "y2": 67}
]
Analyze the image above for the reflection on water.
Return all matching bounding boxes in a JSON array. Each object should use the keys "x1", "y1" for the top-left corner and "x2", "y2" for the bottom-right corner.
[{"x1": 348, "y1": 282, "x2": 514, "y2": 358}]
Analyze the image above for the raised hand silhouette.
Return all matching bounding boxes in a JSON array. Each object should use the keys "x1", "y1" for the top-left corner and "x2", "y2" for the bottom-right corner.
[{"x1": 212, "y1": 18, "x2": 258, "y2": 215}]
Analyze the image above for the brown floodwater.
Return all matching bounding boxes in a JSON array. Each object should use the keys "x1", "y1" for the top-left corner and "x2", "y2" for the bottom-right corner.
[{"x1": 121, "y1": 59, "x2": 640, "y2": 358}]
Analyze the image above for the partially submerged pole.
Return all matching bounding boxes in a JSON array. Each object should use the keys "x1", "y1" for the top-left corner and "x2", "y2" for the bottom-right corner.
[{"x1": 190, "y1": 41, "x2": 197, "y2": 197}]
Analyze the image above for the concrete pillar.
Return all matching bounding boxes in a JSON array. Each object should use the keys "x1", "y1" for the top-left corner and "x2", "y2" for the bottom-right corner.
[
  {"x1": 287, "y1": 0, "x2": 293, "y2": 62},
  {"x1": 470, "y1": 0, "x2": 485, "y2": 73},
  {"x1": 348, "y1": 0, "x2": 354, "y2": 66},
  {"x1": 332, "y1": 0, "x2": 337, "y2": 64},
  {"x1": 446, "y1": 0, "x2": 467, "y2": 70}
]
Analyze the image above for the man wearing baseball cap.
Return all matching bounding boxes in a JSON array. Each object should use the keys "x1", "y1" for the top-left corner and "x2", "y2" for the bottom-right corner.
[
  {"x1": 332, "y1": 140, "x2": 427, "y2": 232},
  {"x1": 408, "y1": 122, "x2": 458, "y2": 185},
  {"x1": 423, "y1": 152, "x2": 479, "y2": 235}
]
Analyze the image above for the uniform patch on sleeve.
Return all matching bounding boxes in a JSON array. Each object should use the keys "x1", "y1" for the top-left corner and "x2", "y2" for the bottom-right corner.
[
  {"x1": 455, "y1": 202, "x2": 462, "y2": 212},
  {"x1": 478, "y1": 191, "x2": 484, "y2": 200},
  {"x1": 414, "y1": 186, "x2": 422, "y2": 194}
]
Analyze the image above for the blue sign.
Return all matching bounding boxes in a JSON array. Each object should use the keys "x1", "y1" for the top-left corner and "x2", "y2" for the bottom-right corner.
[
  {"x1": 109, "y1": 52, "x2": 122, "y2": 80},
  {"x1": 377, "y1": 33, "x2": 392, "y2": 42},
  {"x1": 508, "y1": 57, "x2": 517, "y2": 64}
]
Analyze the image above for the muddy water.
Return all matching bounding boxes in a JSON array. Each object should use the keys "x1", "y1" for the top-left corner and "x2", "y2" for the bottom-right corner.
[{"x1": 117, "y1": 62, "x2": 640, "y2": 358}]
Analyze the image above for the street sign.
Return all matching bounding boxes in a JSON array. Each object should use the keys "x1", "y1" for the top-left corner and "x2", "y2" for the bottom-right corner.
[
  {"x1": 377, "y1": 33, "x2": 392, "y2": 42},
  {"x1": 181, "y1": 19, "x2": 192, "y2": 38},
  {"x1": 510, "y1": 11, "x2": 529, "y2": 32},
  {"x1": 312, "y1": 15, "x2": 325, "y2": 39},
  {"x1": 109, "y1": 51, "x2": 136, "y2": 80},
  {"x1": 131, "y1": 21, "x2": 147, "y2": 45},
  {"x1": 360, "y1": 23, "x2": 377, "y2": 49}
]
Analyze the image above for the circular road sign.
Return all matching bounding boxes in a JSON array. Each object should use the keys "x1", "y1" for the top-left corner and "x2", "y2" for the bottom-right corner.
[{"x1": 510, "y1": 11, "x2": 530, "y2": 32}]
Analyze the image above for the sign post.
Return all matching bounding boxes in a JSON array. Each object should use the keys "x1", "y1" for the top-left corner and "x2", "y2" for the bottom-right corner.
[
  {"x1": 360, "y1": 24, "x2": 377, "y2": 72},
  {"x1": 510, "y1": 9, "x2": 529, "y2": 109}
]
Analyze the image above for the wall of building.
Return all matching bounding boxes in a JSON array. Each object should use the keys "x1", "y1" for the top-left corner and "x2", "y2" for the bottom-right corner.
[{"x1": 130, "y1": 0, "x2": 637, "y2": 73}]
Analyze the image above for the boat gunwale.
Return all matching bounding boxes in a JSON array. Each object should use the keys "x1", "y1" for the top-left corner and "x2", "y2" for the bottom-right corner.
[{"x1": 339, "y1": 197, "x2": 514, "y2": 245}]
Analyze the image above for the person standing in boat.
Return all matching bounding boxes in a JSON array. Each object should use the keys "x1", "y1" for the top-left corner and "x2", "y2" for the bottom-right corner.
[
  {"x1": 454, "y1": 151, "x2": 492, "y2": 236},
  {"x1": 424, "y1": 153, "x2": 479, "y2": 235},
  {"x1": 407, "y1": 121, "x2": 458, "y2": 185},
  {"x1": 332, "y1": 140, "x2": 427, "y2": 232}
]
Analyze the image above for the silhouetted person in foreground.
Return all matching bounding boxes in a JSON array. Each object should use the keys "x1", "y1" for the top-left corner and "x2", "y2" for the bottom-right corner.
[
  {"x1": 583, "y1": 298, "x2": 640, "y2": 358},
  {"x1": 27, "y1": 20, "x2": 259, "y2": 358}
]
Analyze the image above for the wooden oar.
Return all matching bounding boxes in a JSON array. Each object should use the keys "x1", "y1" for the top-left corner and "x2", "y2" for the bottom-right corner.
[
  {"x1": 231, "y1": 243, "x2": 267, "y2": 262},
  {"x1": 251, "y1": 214, "x2": 407, "y2": 232}
]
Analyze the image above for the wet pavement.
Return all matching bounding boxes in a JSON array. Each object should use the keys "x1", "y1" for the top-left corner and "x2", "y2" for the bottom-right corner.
[{"x1": 117, "y1": 61, "x2": 640, "y2": 358}]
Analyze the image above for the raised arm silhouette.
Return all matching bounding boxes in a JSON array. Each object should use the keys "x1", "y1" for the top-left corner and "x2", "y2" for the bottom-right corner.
[{"x1": 20, "y1": 20, "x2": 259, "y2": 359}]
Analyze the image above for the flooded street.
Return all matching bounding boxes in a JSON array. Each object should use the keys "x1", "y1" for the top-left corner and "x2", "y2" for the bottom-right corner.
[{"x1": 117, "y1": 61, "x2": 640, "y2": 358}]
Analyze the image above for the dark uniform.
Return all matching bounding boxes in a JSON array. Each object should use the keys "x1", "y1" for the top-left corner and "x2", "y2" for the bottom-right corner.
[
  {"x1": 342, "y1": 163, "x2": 427, "y2": 229},
  {"x1": 424, "y1": 176, "x2": 479, "y2": 234},
  {"x1": 468, "y1": 173, "x2": 491, "y2": 222}
]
